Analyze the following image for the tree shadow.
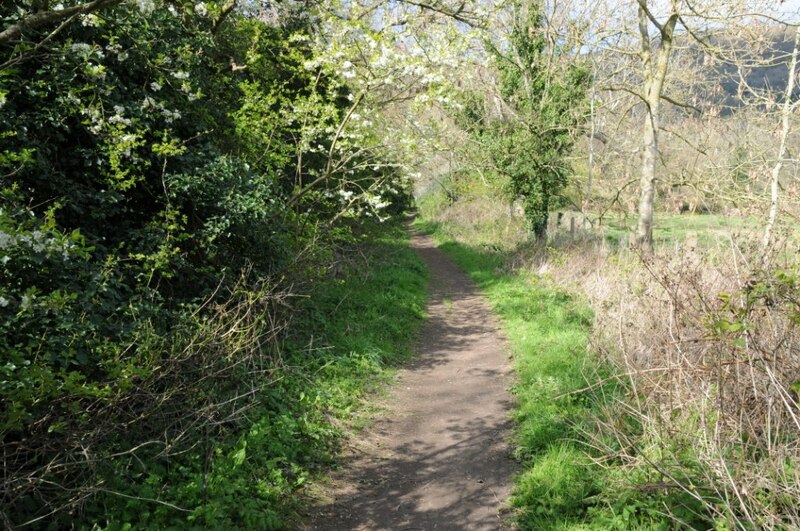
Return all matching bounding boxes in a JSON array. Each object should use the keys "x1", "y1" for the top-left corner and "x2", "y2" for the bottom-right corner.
[{"x1": 305, "y1": 227, "x2": 518, "y2": 530}]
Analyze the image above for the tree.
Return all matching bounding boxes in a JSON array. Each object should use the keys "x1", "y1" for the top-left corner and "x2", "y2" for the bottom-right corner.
[
  {"x1": 574, "y1": 0, "x2": 795, "y2": 251},
  {"x1": 0, "y1": 0, "x2": 427, "y2": 524},
  {"x1": 757, "y1": 25, "x2": 800, "y2": 252},
  {"x1": 633, "y1": 0, "x2": 679, "y2": 252},
  {"x1": 0, "y1": 0, "x2": 122, "y2": 46},
  {"x1": 478, "y1": 0, "x2": 588, "y2": 238}
]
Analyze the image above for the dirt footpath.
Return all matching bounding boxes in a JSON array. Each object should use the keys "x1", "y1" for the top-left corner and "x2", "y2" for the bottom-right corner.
[{"x1": 305, "y1": 228, "x2": 517, "y2": 530}]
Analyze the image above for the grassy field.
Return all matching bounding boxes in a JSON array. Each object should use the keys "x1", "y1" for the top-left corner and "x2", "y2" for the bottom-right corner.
[
  {"x1": 596, "y1": 213, "x2": 761, "y2": 248},
  {"x1": 418, "y1": 177, "x2": 770, "y2": 252}
]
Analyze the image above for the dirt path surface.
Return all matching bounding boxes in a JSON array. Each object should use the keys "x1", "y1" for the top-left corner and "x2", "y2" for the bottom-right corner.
[{"x1": 305, "y1": 228, "x2": 518, "y2": 530}]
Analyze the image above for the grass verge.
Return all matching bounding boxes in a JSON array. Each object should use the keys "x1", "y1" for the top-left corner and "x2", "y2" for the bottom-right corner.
[
  {"x1": 414, "y1": 217, "x2": 683, "y2": 530},
  {"x1": 92, "y1": 223, "x2": 427, "y2": 530},
  {"x1": 252, "y1": 224, "x2": 428, "y2": 528}
]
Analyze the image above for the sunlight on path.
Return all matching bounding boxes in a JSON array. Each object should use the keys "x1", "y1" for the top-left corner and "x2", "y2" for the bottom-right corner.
[{"x1": 306, "y1": 227, "x2": 518, "y2": 530}]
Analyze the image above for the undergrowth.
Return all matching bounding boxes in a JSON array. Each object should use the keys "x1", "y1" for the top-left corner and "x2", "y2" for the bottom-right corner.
[
  {"x1": 14, "y1": 223, "x2": 427, "y2": 529},
  {"x1": 181, "y1": 223, "x2": 427, "y2": 529}
]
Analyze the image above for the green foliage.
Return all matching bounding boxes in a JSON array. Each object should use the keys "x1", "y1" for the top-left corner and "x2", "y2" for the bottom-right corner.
[
  {"x1": 1, "y1": 1, "x2": 415, "y2": 527},
  {"x1": 459, "y1": 0, "x2": 588, "y2": 237}
]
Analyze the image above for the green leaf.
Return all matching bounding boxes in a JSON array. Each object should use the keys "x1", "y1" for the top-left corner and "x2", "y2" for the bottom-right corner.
[{"x1": 232, "y1": 441, "x2": 247, "y2": 467}]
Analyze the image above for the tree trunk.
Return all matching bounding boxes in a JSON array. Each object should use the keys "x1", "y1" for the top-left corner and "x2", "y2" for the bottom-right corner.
[
  {"x1": 585, "y1": 63, "x2": 596, "y2": 209},
  {"x1": 633, "y1": 1, "x2": 678, "y2": 253},
  {"x1": 636, "y1": 102, "x2": 659, "y2": 251},
  {"x1": 762, "y1": 25, "x2": 800, "y2": 253}
]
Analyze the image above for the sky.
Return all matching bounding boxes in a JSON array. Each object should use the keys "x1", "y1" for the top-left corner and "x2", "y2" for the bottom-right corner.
[{"x1": 776, "y1": 0, "x2": 800, "y2": 24}]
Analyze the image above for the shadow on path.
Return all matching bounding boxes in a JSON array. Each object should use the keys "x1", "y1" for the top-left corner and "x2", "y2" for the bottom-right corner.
[{"x1": 305, "y1": 227, "x2": 518, "y2": 530}]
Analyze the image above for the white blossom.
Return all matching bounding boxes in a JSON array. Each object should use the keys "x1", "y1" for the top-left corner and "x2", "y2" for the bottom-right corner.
[
  {"x1": 0, "y1": 296, "x2": 8, "y2": 308},
  {"x1": 135, "y1": 0, "x2": 155, "y2": 14},
  {"x1": 71, "y1": 43, "x2": 92, "y2": 54},
  {"x1": 194, "y1": 2, "x2": 208, "y2": 16},
  {"x1": 150, "y1": 81, "x2": 163, "y2": 92},
  {"x1": 108, "y1": 113, "x2": 131, "y2": 126},
  {"x1": 81, "y1": 14, "x2": 100, "y2": 27},
  {"x1": 0, "y1": 232, "x2": 14, "y2": 249},
  {"x1": 162, "y1": 109, "x2": 181, "y2": 123}
]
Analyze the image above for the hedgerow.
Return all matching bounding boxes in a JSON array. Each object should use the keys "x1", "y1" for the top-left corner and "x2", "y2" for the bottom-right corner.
[{"x1": 0, "y1": 2, "x2": 414, "y2": 527}]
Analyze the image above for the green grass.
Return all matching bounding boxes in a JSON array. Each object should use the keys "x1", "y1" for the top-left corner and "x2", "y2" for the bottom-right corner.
[
  {"x1": 598, "y1": 213, "x2": 760, "y2": 248},
  {"x1": 414, "y1": 217, "x2": 605, "y2": 529},
  {"x1": 92, "y1": 223, "x2": 428, "y2": 530},
  {"x1": 414, "y1": 216, "x2": 694, "y2": 530}
]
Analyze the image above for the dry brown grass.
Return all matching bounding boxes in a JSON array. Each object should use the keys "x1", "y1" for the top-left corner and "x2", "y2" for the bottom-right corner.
[
  {"x1": 541, "y1": 235, "x2": 800, "y2": 529},
  {"x1": 422, "y1": 192, "x2": 800, "y2": 528}
]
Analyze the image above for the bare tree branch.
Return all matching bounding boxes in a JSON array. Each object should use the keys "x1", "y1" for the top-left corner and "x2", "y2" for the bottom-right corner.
[{"x1": 0, "y1": 0, "x2": 123, "y2": 46}]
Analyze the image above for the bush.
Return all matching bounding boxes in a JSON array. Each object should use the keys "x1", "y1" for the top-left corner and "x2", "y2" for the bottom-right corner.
[{"x1": 1, "y1": 2, "x2": 413, "y2": 526}]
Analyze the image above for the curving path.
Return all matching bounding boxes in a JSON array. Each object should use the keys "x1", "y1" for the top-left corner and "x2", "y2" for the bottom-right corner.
[{"x1": 306, "y1": 227, "x2": 518, "y2": 530}]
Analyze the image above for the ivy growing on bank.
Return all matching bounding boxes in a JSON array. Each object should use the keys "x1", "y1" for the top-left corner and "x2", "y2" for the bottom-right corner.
[{"x1": 0, "y1": 1, "x2": 414, "y2": 527}]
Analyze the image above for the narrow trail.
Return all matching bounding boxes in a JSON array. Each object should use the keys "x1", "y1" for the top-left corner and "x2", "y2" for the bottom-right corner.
[{"x1": 306, "y1": 228, "x2": 518, "y2": 530}]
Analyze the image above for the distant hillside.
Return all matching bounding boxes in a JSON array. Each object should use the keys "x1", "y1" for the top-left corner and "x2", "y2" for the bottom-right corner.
[
  {"x1": 712, "y1": 26, "x2": 798, "y2": 107},
  {"x1": 687, "y1": 25, "x2": 799, "y2": 111},
  {"x1": 596, "y1": 25, "x2": 799, "y2": 113}
]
